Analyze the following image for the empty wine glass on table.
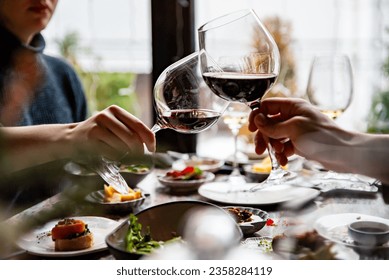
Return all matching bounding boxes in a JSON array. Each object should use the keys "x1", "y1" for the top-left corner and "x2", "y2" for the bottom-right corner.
[
  {"x1": 221, "y1": 102, "x2": 252, "y2": 184},
  {"x1": 305, "y1": 54, "x2": 375, "y2": 187},
  {"x1": 150, "y1": 51, "x2": 230, "y2": 139},
  {"x1": 198, "y1": 9, "x2": 296, "y2": 190},
  {"x1": 306, "y1": 54, "x2": 353, "y2": 120}
]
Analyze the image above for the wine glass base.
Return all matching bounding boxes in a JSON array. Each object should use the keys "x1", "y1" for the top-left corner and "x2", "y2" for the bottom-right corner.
[
  {"x1": 216, "y1": 174, "x2": 247, "y2": 185},
  {"x1": 249, "y1": 169, "x2": 298, "y2": 192}
]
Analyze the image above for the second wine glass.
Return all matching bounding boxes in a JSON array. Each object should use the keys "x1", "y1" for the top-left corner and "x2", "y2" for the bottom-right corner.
[
  {"x1": 198, "y1": 9, "x2": 295, "y2": 189},
  {"x1": 151, "y1": 51, "x2": 229, "y2": 138}
]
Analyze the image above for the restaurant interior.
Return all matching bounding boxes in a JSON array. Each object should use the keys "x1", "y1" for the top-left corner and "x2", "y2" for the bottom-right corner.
[{"x1": 1, "y1": 0, "x2": 389, "y2": 261}]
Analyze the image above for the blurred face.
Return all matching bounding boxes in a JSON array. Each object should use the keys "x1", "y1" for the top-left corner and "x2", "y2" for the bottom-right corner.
[{"x1": 0, "y1": 0, "x2": 58, "y2": 44}]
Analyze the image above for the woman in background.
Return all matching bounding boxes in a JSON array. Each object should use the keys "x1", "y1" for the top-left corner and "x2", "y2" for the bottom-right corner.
[
  {"x1": 0, "y1": 0, "x2": 155, "y2": 172},
  {"x1": 0, "y1": 1, "x2": 155, "y2": 216}
]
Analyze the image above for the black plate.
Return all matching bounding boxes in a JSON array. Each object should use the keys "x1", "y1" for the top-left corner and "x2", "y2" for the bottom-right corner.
[{"x1": 105, "y1": 200, "x2": 243, "y2": 259}]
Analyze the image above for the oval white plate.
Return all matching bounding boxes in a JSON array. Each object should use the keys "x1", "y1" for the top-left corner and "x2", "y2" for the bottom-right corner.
[
  {"x1": 16, "y1": 216, "x2": 120, "y2": 257},
  {"x1": 198, "y1": 182, "x2": 320, "y2": 206}
]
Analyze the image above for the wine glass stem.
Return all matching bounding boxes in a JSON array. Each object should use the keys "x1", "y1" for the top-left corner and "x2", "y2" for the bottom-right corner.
[
  {"x1": 264, "y1": 135, "x2": 281, "y2": 171},
  {"x1": 231, "y1": 128, "x2": 241, "y2": 176},
  {"x1": 151, "y1": 123, "x2": 162, "y2": 134}
]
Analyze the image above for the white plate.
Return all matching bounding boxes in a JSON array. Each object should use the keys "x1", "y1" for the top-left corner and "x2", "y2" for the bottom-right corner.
[
  {"x1": 158, "y1": 171, "x2": 215, "y2": 192},
  {"x1": 198, "y1": 182, "x2": 320, "y2": 206},
  {"x1": 16, "y1": 216, "x2": 120, "y2": 257},
  {"x1": 314, "y1": 213, "x2": 389, "y2": 249}
]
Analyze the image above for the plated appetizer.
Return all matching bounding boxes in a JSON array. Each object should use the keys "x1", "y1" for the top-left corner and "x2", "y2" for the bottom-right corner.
[
  {"x1": 272, "y1": 230, "x2": 336, "y2": 260},
  {"x1": 158, "y1": 166, "x2": 215, "y2": 193},
  {"x1": 51, "y1": 218, "x2": 93, "y2": 251},
  {"x1": 250, "y1": 156, "x2": 288, "y2": 173},
  {"x1": 226, "y1": 207, "x2": 253, "y2": 223},
  {"x1": 120, "y1": 164, "x2": 150, "y2": 174},
  {"x1": 125, "y1": 214, "x2": 181, "y2": 255},
  {"x1": 104, "y1": 184, "x2": 142, "y2": 203},
  {"x1": 172, "y1": 157, "x2": 224, "y2": 173},
  {"x1": 222, "y1": 206, "x2": 269, "y2": 236},
  {"x1": 165, "y1": 166, "x2": 205, "y2": 180}
]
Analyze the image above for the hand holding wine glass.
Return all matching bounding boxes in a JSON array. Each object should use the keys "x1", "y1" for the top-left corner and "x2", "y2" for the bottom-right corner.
[{"x1": 198, "y1": 9, "x2": 295, "y2": 189}]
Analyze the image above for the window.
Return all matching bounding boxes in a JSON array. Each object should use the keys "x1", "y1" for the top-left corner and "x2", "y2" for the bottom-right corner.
[{"x1": 195, "y1": 0, "x2": 389, "y2": 131}]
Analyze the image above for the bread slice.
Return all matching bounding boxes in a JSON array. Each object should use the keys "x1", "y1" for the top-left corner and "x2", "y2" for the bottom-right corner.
[{"x1": 54, "y1": 232, "x2": 94, "y2": 251}]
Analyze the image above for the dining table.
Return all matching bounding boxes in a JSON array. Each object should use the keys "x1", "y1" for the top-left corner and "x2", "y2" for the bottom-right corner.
[{"x1": 1, "y1": 148, "x2": 389, "y2": 261}]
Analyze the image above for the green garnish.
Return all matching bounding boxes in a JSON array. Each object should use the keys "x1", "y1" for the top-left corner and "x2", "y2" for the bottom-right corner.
[
  {"x1": 125, "y1": 164, "x2": 150, "y2": 173},
  {"x1": 125, "y1": 214, "x2": 181, "y2": 254}
]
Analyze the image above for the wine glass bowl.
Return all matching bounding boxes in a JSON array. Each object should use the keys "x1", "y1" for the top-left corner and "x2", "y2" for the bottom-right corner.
[
  {"x1": 306, "y1": 54, "x2": 353, "y2": 120},
  {"x1": 198, "y1": 9, "x2": 280, "y2": 109},
  {"x1": 152, "y1": 51, "x2": 229, "y2": 134}
]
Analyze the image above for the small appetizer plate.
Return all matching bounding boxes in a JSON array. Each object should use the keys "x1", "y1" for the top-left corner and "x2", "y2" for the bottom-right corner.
[
  {"x1": 222, "y1": 206, "x2": 269, "y2": 236},
  {"x1": 85, "y1": 189, "x2": 147, "y2": 213},
  {"x1": 16, "y1": 216, "x2": 120, "y2": 257},
  {"x1": 64, "y1": 161, "x2": 151, "y2": 188},
  {"x1": 172, "y1": 157, "x2": 224, "y2": 173},
  {"x1": 157, "y1": 171, "x2": 215, "y2": 193}
]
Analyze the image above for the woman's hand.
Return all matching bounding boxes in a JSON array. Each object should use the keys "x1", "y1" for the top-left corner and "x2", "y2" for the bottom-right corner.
[
  {"x1": 68, "y1": 105, "x2": 156, "y2": 161},
  {"x1": 0, "y1": 105, "x2": 156, "y2": 172}
]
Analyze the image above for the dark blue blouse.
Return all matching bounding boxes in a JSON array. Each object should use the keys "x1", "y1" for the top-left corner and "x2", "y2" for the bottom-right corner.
[{"x1": 0, "y1": 26, "x2": 87, "y2": 125}]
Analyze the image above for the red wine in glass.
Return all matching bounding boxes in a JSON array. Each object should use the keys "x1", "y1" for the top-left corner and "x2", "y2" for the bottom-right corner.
[
  {"x1": 202, "y1": 72, "x2": 277, "y2": 108},
  {"x1": 160, "y1": 108, "x2": 221, "y2": 133}
]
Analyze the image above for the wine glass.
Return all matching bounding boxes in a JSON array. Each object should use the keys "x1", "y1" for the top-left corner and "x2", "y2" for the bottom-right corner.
[
  {"x1": 150, "y1": 51, "x2": 229, "y2": 137},
  {"x1": 306, "y1": 54, "x2": 353, "y2": 120},
  {"x1": 306, "y1": 54, "x2": 371, "y2": 184},
  {"x1": 221, "y1": 102, "x2": 251, "y2": 184},
  {"x1": 198, "y1": 9, "x2": 295, "y2": 189},
  {"x1": 92, "y1": 52, "x2": 229, "y2": 193}
]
